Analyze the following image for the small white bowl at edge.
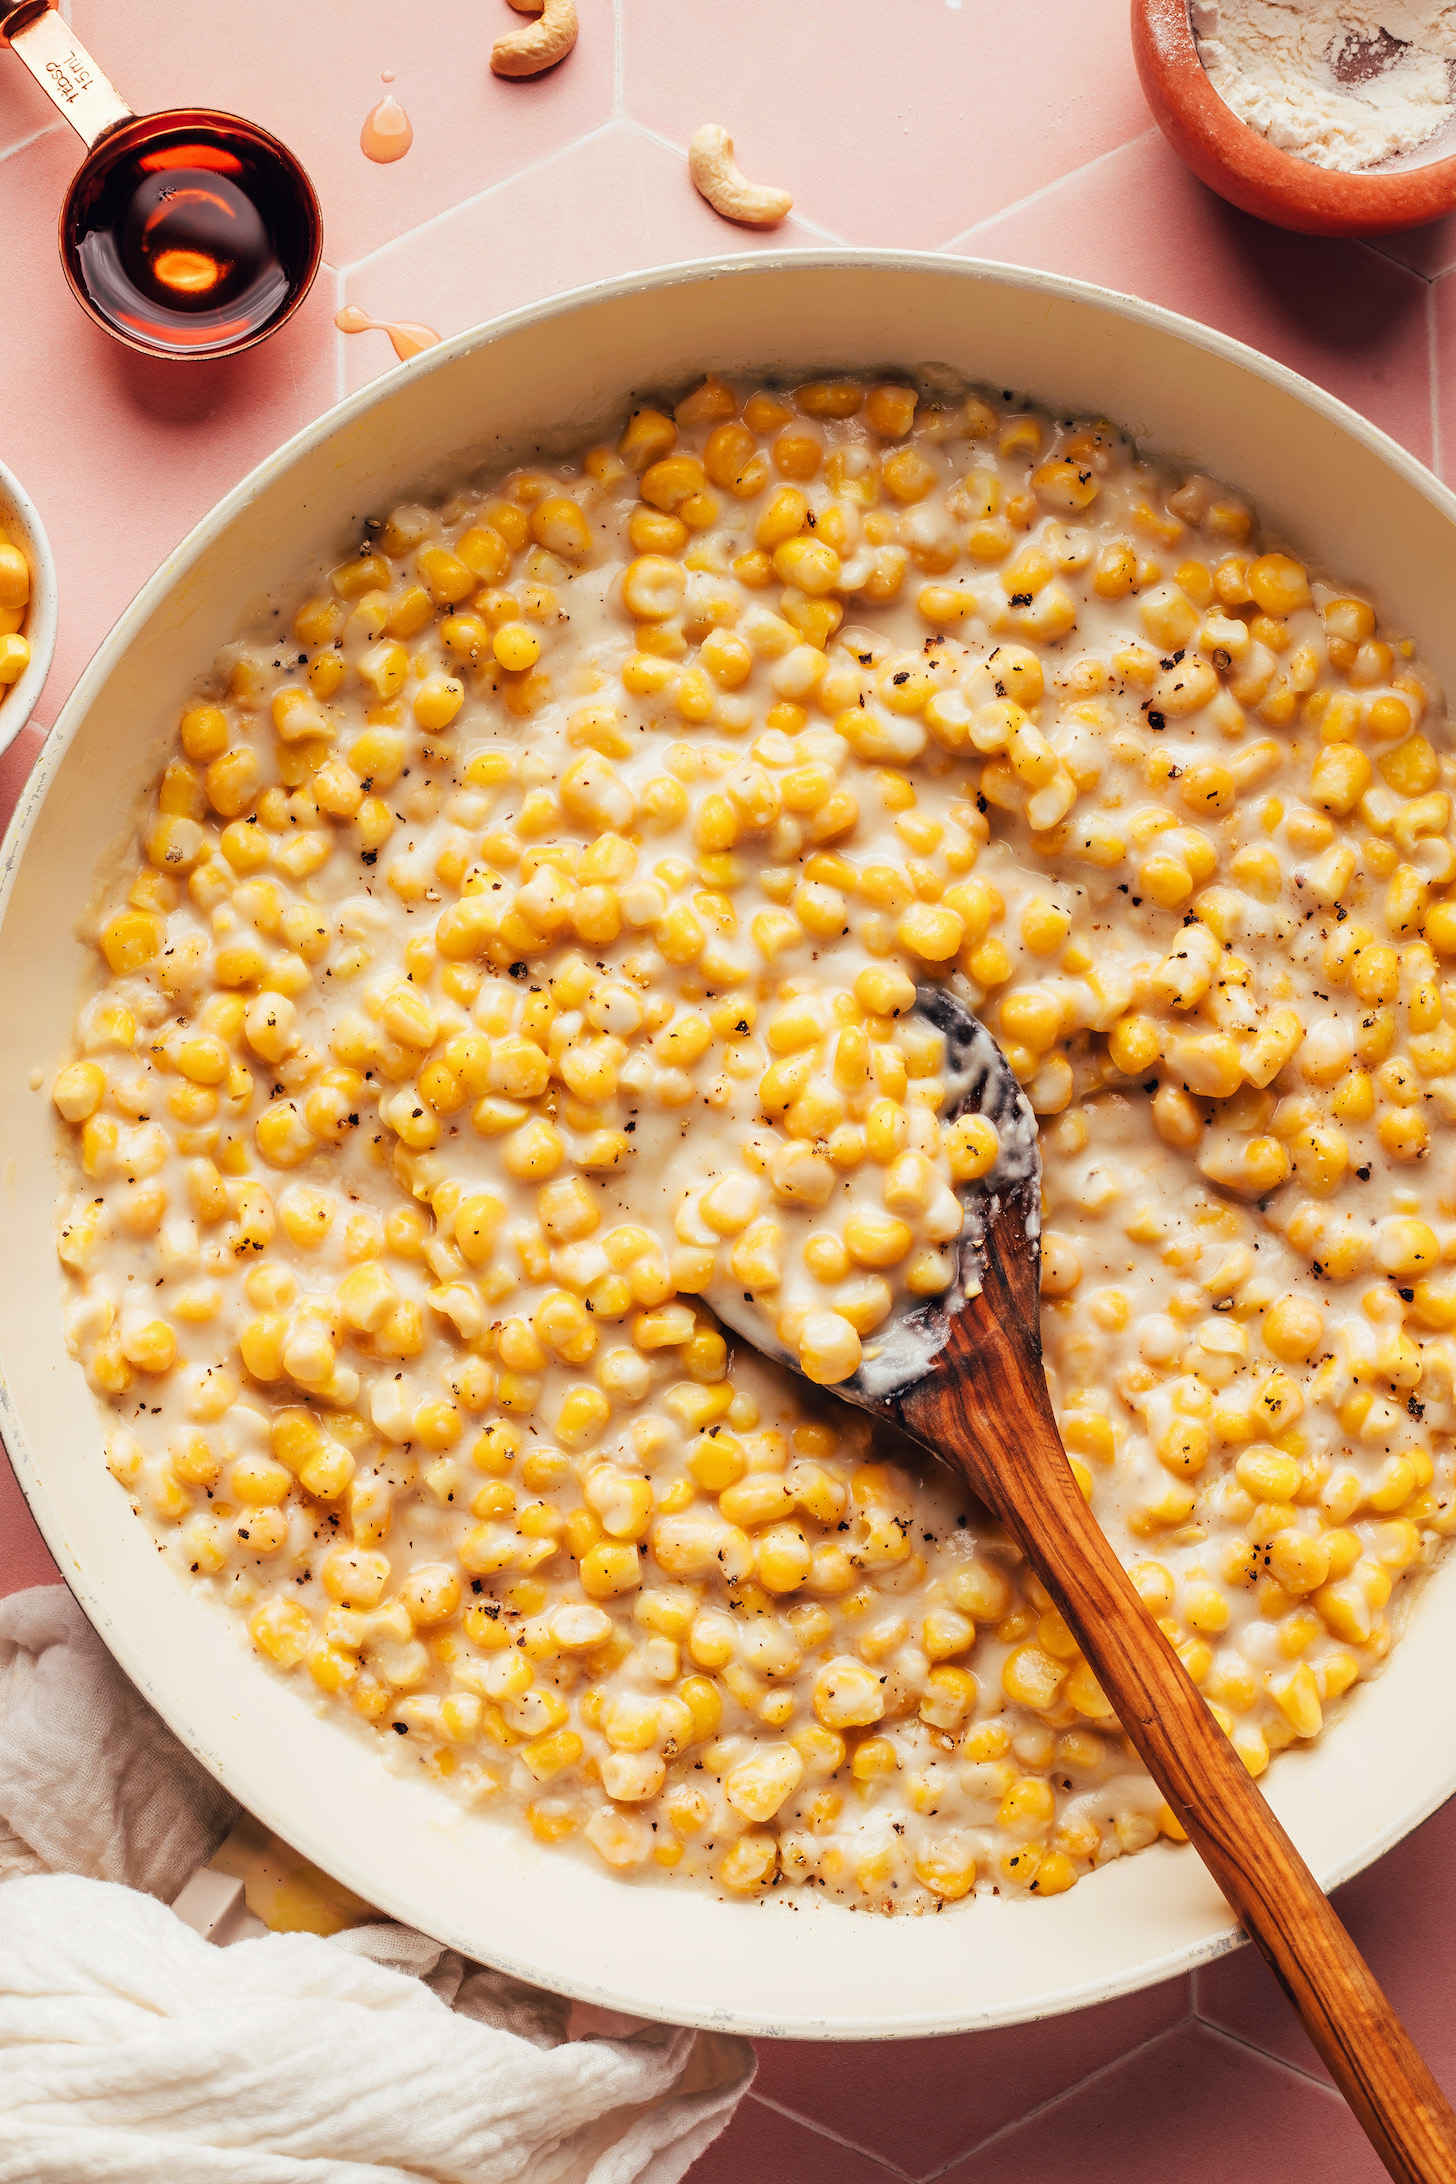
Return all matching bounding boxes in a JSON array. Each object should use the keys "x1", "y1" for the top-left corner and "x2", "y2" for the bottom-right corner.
[{"x1": 0, "y1": 458, "x2": 57, "y2": 762}]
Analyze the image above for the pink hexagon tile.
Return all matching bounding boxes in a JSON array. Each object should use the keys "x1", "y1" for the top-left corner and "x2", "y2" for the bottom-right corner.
[
  {"x1": 0, "y1": 125, "x2": 337, "y2": 718},
  {"x1": 69, "y1": 0, "x2": 617, "y2": 267},
  {"x1": 689, "y1": 2090, "x2": 902, "y2": 2184},
  {"x1": 952, "y1": 130, "x2": 1436, "y2": 469},
  {"x1": 0, "y1": 718, "x2": 45, "y2": 823},
  {"x1": 621, "y1": 0, "x2": 1151, "y2": 252},
  {"x1": 1428, "y1": 264, "x2": 1456, "y2": 486},
  {"x1": 750, "y1": 1973, "x2": 1189, "y2": 2176},
  {"x1": 0, "y1": 1446, "x2": 58, "y2": 1600},
  {"x1": 938, "y1": 2022, "x2": 1383, "y2": 2184},
  {"x1": 0, "y1": 62, "x2": 60, "y2": 161},
  {"x1": 1369, "y1": 215, "x2": 1456, "y2": 282},
  {"x1": 1197, "y1": 1795, "x2": 1456, "y2": 2095},
  {"x1": 337, "y1": 121, "x2": 822, "y2": 396}
]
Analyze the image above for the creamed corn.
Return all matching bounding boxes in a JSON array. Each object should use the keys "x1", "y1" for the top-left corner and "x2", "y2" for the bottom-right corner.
[{"x1": 52, "y1": 371, "x2": 1456, "y2": 1912}]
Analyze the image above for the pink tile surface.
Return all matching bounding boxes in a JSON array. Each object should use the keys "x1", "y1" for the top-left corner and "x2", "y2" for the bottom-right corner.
[
  {"x1": 1430, "y1": 264, "x2": 1456, "y2": 484},
  {"x1": 2, "y1": 8, "x2": 1455, "y2": 2177},
  {"x1": 1198, "y1": 1795, "x2": 1456, "y2": 2092},
  {"x1": 0, "y1": 1447, "x2": 59, "y2": 1597},
  {"x1": 0, "y1": 70, "x2": 58, "y2": 160},
  {"x1": 941, "y1": 2023, "x2": 1382, "y2": 2184},
  {"x1": 689, "y1": 2092, "x2": 900, "y2": 2184},
  {"x1": 339, "y1": 123, "x2": 822, "y2": 397},
  {"x1": 954, "y1": 130, "x2": 1436, "y2": 469},
  {"x1": 0, "y1": 127, "x2": 338, "y2": 716},
  {"x1": 70, "y1": 0, "x2": 619, "y2": 267},
  {"x1": 621, "y1": 0, "x2": 1151, "y2": 252},
  {"x1": 752, "y1": 1974, "x2": 1188, "y2": 2176},
  {"x1": 0, "y1": 718, "x2": 45, "y2": 817},
  {"x1": 1372, "y1": 215, "x2": 1456, "y2": 282}
]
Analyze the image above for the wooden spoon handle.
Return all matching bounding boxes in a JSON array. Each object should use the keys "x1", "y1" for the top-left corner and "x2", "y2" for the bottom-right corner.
[{"x1": 904, "y1": 1351, "x2": 1456, "y2": 2183}]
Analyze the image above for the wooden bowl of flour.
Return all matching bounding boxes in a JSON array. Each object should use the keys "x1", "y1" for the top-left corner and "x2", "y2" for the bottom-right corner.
[{"x1": 1133, "y1": 0, "x2": 1456, "y2": 235}]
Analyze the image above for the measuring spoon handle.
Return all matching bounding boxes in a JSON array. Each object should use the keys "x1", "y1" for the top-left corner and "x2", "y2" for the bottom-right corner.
[{"x1": 0, "y1": 2, "x2": 130, "y2": 148}]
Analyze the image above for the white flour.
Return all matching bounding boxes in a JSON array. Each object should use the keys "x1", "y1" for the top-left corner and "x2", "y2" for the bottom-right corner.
[{"x1": 1192, "y1": 0, "x2": 1456, "y2": 168}]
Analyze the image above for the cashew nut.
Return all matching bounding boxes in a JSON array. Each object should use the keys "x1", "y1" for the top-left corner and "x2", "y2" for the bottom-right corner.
[
  {"x1": 688, "y1": 124, "x2": 792, "y2": 228},
  {"x1": 491, "y1": 0, "x2": 577, "y2": 78}
]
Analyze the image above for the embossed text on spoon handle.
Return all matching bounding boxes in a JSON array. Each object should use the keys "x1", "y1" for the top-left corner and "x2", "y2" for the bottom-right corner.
[{"x1": 0, "y1": 2, "x2": 130, "y2": 148}]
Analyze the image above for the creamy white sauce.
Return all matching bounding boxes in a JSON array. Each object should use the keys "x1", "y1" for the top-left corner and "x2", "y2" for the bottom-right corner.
[{"x1": 50, "y1": 375, "x2": 1456, "y2": 1913}]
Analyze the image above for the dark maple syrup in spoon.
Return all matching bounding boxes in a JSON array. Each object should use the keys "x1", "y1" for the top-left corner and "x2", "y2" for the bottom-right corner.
[
  {"x1": 0, "y1": 5, "x2": 320, "y2": 360},
  {"x1": 65, "y1": 117, "x2": 317, "y2": 356}
]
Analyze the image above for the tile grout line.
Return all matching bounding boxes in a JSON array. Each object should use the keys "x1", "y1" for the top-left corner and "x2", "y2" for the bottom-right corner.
[
  {"x1": 337, "y1": 118, "x2": 624, "y2": 277},
  {"x1": 1364, "y1": 228, "x2": 1454, "y2": 286},
  {"x1": 940, "y1": 126, "x2": 1438, "y2": 285},
  {"x1": 1429, "y1": 275, "x2": 1443, "y2": 480},
  {"x1": 915, "y1": 2009, "x2": 1197, "y2": 2180},
  {"x1": 333, "y1": 263, "x2": 346, "y2": 409},
  {"x1": 1335, "y1": 234, "x2": 1446, "y2": 472},
  {"x1": 1192, "y1": 2012, "x2": 1347, "y2": 2101},
  {"x1": 744, "y1": 2090, "x2": 917, "y2": 2181},
  {"x1": 938, "y1": 124, "x2": 1163, "y2": 256},
  {"x1": 1350, "y1": 231, "x2": 1434, "y2": 293},
  {"x1": 0, "y1": 120, "x2": 63, "y2": 173}
]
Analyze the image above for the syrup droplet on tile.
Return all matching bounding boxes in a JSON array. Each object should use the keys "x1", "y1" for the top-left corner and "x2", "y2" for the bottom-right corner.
[
  {"x1": 334, "y1": 303, "x2": 441, "y2": 361},
  {"x1": 360, "y1": 93, "x2": 413, "y2": 163}
]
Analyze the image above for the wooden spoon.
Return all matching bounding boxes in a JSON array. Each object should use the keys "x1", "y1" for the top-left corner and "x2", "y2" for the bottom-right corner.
[{"x1": 717, "y1": 988, "x2": 1456, "y2": 2184}]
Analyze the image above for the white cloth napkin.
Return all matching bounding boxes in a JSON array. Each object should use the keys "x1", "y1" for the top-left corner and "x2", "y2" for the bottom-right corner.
[{"x1": 0, "y1": 1586, "x2": 753, "y2": 2183}]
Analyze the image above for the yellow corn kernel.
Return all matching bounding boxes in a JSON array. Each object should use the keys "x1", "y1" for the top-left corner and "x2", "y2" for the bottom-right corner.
[
  {"x1": 1249, "y1": 553, "x2": 1311, "y2": 615},
  {"x1": 1106, "y1": 1013, "x2": 1162, "y2": 1075},
  {"x1": 898, "y1": 902, "x2": 964, "y2": 962},
  {"x1": 492, "y1": 620, "x2": 540, "y2": 673},
  {"x1": 841, "y1": 1208, "x2": 913, "y2": 1269},
  {"x1": 579, "y1": 1542, "x2": 641, "y2": 1597},
  {"x1": 619, "y1": 407, "x2": 677, "y2": 472},
  {"x1": 53, "y1": 1061, "x2": 106, "y2": 1123},
  {"x1": 813, "y1": 1657, "x2": 885, "y2": 1729},
  {"x1": 1272, "y1": 1662, "x2": 1323, "y2": 1739},
  {"x1": 521, "y1": 1730, "x2": 584, "y2": 1783},
  {"x1": 100, "y1": 911, "x2": 162, "y2": 975},
  {"x1": 414, "y1": 674, "x2": 465, "y2": 732},
  {"x1": 1310, "y1": 744, "x2": 1371, "y2": 815},
  {"x1": 1378, "y1": 1107, "x2": 1428, "y2": 1162},
  {"x1": 1001, "y1": 1643, "x2": 1067, "y2": 1710},
  {"x1": 249, "y1": 1597, "x2": 313, "y2": 1669},
  {"x1": 915, "y1": 1840, "x2": 977, "y2": 1900},
  {"x1": 123, "y1": 1320, "x2": 177, "y2": 1374}
]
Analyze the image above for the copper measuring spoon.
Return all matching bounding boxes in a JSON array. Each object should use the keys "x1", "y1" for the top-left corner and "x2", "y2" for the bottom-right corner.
[
  {"x1": 0, "y1": 1, "x2": 320, "y2": 359},
  {"x1": 715, "y1": 988, "x2": 1456, "y2": 2184}
]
